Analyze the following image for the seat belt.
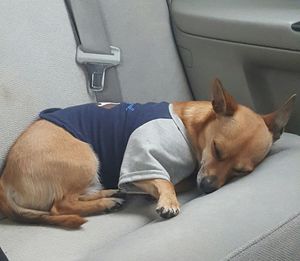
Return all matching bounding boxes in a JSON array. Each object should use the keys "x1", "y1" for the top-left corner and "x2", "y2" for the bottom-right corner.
[{"x1": 64, "y1": 0, "x2": 122, "y2": 106}]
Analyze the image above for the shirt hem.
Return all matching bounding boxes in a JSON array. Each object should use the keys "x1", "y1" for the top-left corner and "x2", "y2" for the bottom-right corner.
[{"x1": 118, "y1": 170, "x2": 171, "y2": 188}]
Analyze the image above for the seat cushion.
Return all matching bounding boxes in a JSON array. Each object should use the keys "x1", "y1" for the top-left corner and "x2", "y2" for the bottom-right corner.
[
  {"x1": 0, "y1": 190, "x2": 198, "y2": 261},
  {"x1": 84, "y1": 133, "x2": 300, "y2": 261},
  {"x1": 1, "y1": 133, "x2": 299, "y2": 261}
]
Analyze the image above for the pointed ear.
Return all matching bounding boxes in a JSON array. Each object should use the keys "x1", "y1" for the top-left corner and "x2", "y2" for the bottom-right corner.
[
  {"x1": 262, "y1": 94, "x2": 296, "y2": 142},
  {"x1": 212, "y1": 78, "x2": 237, "y2": 116}
]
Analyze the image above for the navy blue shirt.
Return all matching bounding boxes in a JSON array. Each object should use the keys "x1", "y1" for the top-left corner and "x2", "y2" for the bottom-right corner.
[{"x1": 39, "y1": 102, "x2": 171, "y2": 188}]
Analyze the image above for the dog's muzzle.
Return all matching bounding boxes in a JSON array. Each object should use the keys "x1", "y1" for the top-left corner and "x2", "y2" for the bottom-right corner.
[
  {"x1": 197, "y1": 165, "x2": 218, "y2": 194},
  {"x1": 197, "y1": 175, "x2": 218, "y2": 194}
]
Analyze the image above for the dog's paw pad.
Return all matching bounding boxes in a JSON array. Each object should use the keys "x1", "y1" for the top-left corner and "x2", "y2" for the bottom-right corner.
[{"x1": 156, "y1": 206, "x2": 180, "y2": 219}]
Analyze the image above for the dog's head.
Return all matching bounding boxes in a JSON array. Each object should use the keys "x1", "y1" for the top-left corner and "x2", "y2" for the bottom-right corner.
[{"x1": 196, "y1": 79, "x2": 296, "y2": 193}]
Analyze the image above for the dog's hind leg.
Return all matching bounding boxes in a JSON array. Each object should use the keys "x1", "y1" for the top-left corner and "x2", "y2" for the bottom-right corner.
[{"x1": 51, "y1": 194, "x2": 124, "y2": 217}]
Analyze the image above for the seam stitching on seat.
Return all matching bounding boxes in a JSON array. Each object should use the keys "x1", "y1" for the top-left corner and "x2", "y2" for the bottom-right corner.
[{"x1": 223, "y1": 210, "x2": 300, "y2": 260}]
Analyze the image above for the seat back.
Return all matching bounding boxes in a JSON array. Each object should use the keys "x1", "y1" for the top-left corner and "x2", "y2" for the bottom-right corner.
[{"x1": 0, "y1": 0, "x2": 192, "y2": 166}]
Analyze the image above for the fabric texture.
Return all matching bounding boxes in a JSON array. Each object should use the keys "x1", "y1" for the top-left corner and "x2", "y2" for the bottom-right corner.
[
  {"x1": 0, "y1": 190, "x2": 199, "y2": 261},
  {"x1": 98, "y1": 0, "x2": 192, "y2": 103},
  {"x1": 119, "y1": 118, "x2": 196, "y2": 192},
  {"x1": 224, "y1": 212, "x2": 300, "y2": 261},
  {"x1": 40, "y1": 102, "x2": 195, "y2": 189}
]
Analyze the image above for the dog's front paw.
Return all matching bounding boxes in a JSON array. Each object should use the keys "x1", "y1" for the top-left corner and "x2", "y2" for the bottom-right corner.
[
  {"x1": 105, "y1": 198, "x2": 125, "y2": 212},
  {"x1": 156, "y1": 198, "x2": 180, "y2": 219}
]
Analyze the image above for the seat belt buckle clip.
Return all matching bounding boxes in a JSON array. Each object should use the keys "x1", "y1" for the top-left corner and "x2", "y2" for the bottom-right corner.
[{"x1": 76, "y1": 45, "x2": 121, "y2": 92}]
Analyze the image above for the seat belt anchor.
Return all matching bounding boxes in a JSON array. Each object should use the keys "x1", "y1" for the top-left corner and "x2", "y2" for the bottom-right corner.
[{"x1": 76, "y1": 45, "x2": 121, "y2": 92}]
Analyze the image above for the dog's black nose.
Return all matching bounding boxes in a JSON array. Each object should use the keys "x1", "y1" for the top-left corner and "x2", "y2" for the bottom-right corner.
[{"x1": 198, "y1": 176, "x2": 218, "y2": 194}]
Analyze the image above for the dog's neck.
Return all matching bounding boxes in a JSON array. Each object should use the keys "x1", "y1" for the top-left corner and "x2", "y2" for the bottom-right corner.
[{"x1": 173, "y1": 101, "x2": 215, "y2": 158}]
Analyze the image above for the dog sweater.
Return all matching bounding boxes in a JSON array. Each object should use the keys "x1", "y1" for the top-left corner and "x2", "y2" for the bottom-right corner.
[{"x1": 39, "y1": 103, "x2": 196, "y2": 191}]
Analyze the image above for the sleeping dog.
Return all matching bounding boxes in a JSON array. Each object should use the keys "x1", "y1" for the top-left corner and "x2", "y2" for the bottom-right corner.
[{"x1": 0, "y1": 79, "x2": 295, "y2": 228}]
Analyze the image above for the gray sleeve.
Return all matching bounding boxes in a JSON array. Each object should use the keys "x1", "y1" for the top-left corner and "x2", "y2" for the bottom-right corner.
[{"x1": 118, "y1": 119, "x2": 196, "y2": 192}]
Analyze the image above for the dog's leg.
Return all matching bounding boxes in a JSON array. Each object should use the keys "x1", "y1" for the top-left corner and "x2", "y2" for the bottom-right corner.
[
  {"x1": 78, "y1": 189, "x2": 125, "y2": 201},
  {"x1": 51, "y1": 194, "x2": 124, "y2": 217},
  {"x1": 133, "y1": 179, "x2": 180, "y2": 218}
]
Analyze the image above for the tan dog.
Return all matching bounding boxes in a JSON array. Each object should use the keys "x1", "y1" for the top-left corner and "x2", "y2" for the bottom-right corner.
[{"x1": 0, "y1": 79, "x2": 295, "y2": 228}]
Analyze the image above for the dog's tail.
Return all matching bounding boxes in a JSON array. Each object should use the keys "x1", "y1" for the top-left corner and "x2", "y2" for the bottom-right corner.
[{"x1": 0, "y1": 180, "x2": 86, "y2": 229}]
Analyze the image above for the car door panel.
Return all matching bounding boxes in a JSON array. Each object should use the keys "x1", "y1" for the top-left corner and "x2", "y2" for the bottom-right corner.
[{"x1": 171, "y1": 0, "x2": 300, "y2": 134}]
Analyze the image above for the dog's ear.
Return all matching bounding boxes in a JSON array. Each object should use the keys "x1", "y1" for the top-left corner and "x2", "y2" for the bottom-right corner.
[
  {"x1": 212, "y1": 78, "x2": 237, "y2": 116},
  {"x1": 262, "y1": 94, "x2": 296, "y2": 142}
]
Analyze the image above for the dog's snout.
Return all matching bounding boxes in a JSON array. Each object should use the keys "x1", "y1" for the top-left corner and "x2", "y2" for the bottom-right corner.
[{"x1": 198, "y1": 176, "x2": 218, "y2": 194}]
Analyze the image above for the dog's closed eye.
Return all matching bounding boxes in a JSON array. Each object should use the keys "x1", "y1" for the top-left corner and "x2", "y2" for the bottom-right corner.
[
  {"x1": 232, "y1": 168, "x2": 252, "y2": 176},
  {"x1": 212, "y1": 140, "x2": 223, "y2": 161}
]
